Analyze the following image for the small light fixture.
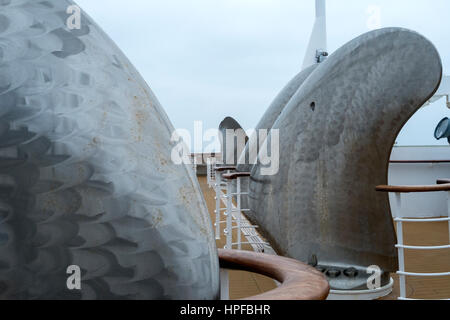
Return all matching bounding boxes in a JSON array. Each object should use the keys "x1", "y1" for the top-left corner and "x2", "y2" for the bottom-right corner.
[{"x1": 434, "y1": 117, "x2": 450, "y2": 144}]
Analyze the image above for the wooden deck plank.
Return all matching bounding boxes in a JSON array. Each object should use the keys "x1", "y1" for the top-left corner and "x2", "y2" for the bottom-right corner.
[{"x1": 198, "y1": 176, "x2": 450, "y2": 300}]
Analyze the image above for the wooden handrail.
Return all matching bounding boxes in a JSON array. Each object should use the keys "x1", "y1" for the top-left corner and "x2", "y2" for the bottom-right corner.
[
  {"x1": 214, "y1": 166, "x2": 237, "y2": 172},
  {"x1": 218, "y1": 249, "x2": 330, "y2": 300},
  {"x1": 390, "y1": 160, "x2": 450, "y2": 164},
  {"x1": 222, "y1": 172, "x2": 251, "y2": 180},
  {"x1": 376, "y1": 183, "x2": 450, "y2": 193}
]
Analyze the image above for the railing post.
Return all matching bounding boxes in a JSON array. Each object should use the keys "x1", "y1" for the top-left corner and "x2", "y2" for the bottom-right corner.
[
  {"x1": 394, "y1": 192, "x2": 406, "y2": 299},
  {"x1": 192, "y1": 154, "x2": 197, "y2": 175},
  {"x1": 447, "y1": 191, "x2": 450, "y2": 244},
  {"x1": 206, "y1": 158, "x2": 211, "y2": 187},
  {"x1": 214, "y1": 170, "x2": 222, "y2": 240},
  {"x1": 237, "y1": 177, "x2": 242, "y2": 250},
  {"x1": 220, "y1": 269, "x2": 229, "y2": 300},
  {"x1": 225, "y1": 178, "x2": 233, "y2": 249}
]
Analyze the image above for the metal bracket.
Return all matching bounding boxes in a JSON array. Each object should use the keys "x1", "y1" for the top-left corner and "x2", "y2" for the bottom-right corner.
[{"x1": 316, "y1": 49, "x2": 329, "y2": 63}]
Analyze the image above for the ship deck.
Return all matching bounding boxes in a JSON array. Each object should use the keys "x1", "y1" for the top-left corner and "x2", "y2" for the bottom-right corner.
[{"x1": 197, "y1": 176, "x2": 450, "y2": 300}]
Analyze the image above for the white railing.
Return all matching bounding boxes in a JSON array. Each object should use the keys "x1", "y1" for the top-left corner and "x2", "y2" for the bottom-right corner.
[
  {"x1": 211, "y1": 166, "x2": 270, "y2": 252},
  {"x1": 213, "y1": 167, "x2": 233, "y2": 239},
  {"x1": 224, "y1": 179, "x2": 234, "y2": 249},
  {"x1": 213, "y1": 167, "x2": 272, "y2": 300},
  {"x1": 206, "y1": 157, "x2": 216, "y2": 188},
  {"x1": 223, "y1": 174, "x2": 268, "y2": 251},
  {"x1": 385, "y1": 188, "x2": 450, "y2": 300}
]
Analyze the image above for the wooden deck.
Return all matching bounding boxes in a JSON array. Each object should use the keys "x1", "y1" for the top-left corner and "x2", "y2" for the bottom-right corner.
[{"x1": 198, "y1": 176, "x2": 450, "y2": 300}]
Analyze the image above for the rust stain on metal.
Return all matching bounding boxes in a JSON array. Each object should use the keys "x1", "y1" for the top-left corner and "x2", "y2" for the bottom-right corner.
[{"x1": 151, "y1": 209, "x2": 164, "y2": 228}]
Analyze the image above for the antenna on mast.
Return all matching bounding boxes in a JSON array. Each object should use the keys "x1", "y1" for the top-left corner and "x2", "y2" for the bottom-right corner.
[{"x1": 302, "y1": 0, "x2": 328, "y2": 70}]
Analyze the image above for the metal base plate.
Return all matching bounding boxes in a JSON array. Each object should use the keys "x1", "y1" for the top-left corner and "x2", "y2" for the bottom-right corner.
[{"x1": 327, "y1": 278, "x2": 394, "y2": 300}]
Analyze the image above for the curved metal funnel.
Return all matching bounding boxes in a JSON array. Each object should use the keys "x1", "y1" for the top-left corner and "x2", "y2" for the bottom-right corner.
[
  {"x1": 219, "y1": 117, "x2": 248, "y2": 166},
  {"x1": 248, "y1": 28, "x2": 442, "y2": 290}
]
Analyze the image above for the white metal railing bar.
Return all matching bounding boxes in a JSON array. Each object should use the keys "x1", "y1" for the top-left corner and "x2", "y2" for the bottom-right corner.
[
  {"x1": 398, "y1": 297, "x2": 450, "y2": 301},
  {"x1": 214, "y1": 186, "x2": 228, "y2": 190},
  {"x1": 236, "y1": 175, "x2": 242, "y2": 249},
  {"x1": 395, "y1": 217, "x2": 450, "y2": 222},
  {"x1": 214, "y1": 169, "x2": 222, "y2": 239},
  {"x1": 397, "y1": 271, "x2": 450, "y2": 277},
  {"x1": 218, "y1": 220, "x2": 256, "y2": 227},
  {"x1": 232, "y1": 241, "x2": 270, "y2": 246},
  {"x1": 232, "y1": 226, "x2": 258, "y2": 230},
  {"x1": 396, "y1": 244, "x2": 450, "y2": 250},
  {"x1": 393, "y1": 192, "x2": 407, "y2": 299},
  {"x1": 214, "y1": 194, "x2": 228, "y2": 200},
  {"x1": 224, "y1": 177, "x2": 233, "y2": 249},
  {"x1": 214, "y1": 185, "x2": 228, "y2": 191}
]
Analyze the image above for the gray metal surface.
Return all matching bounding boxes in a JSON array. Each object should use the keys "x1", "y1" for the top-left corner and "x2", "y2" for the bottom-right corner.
[
  {"x1": 237, "y1": 64, "x2": 318, "y2": 173},
  {"x1": 255, "y1": 64, "x2": 319, "y2": 136},
  {"x1": 247, "y1": 28, "x2": 442, "y2": 290},
  {"x1": 235, "y1": 64, "x2": 318, "y2": 212},
  {"x1": 0, "y1": 0, "x2": 219, "y2": 299},
  {"x1": 218, "y1": 117, "x2": 248, "y2": 166}
]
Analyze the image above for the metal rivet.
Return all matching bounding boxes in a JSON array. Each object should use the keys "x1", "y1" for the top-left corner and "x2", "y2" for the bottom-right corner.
[
  {"x1": 326, "y1": 269, "x2": 341, "y2": 278},
  {"x1": 344, "y1": 267, "x2": 358, "y2": 278}
]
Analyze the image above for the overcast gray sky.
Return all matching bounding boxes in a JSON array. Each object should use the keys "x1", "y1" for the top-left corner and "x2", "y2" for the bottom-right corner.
[{"x1": 76, "y1": 0, "x2": 450, "y2": 150}]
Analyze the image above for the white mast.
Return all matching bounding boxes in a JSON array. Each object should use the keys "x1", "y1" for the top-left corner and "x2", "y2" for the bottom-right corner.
[{"x1": 302, "y1": 0, "x2": 328, "y2": 70}]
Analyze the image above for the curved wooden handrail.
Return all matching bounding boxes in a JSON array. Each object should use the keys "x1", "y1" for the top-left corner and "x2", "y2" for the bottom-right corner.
[
  {"x1": 215, "y1": 166, "x2": 237, "y2": 172},
  {"x1": 376, "y1": 183, "x2": 450, "y2": 193},
  {"x1": 222, "y1": 172, "x2": 251, "y2": 180},
  {"x1": 218, "y1": 249, "x2": 330, "y2": 300},
  {"x1": 390, "y1": 160, "x2": 450, "y2": 164},
  {"x1": 437, "y1": 179, "x2": 450, "y2": 185}
]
